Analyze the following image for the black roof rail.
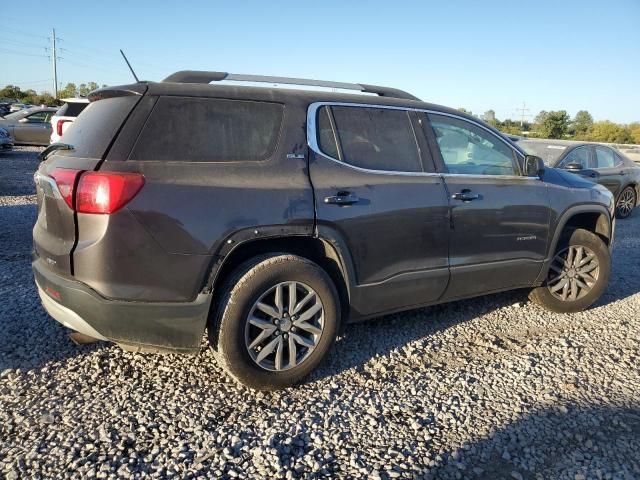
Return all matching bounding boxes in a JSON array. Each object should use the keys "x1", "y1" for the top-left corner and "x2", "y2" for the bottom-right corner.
[{"x1": 162, "y1": 70, "x2": 421, "y2": 101}]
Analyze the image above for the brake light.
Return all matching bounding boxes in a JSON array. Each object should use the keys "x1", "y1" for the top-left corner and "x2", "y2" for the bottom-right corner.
[
  {"x1": 76, "y1": 172, "x2": 145, "y2": 214},
  {"x1": 56, "y1": 119, "x2": 71, "y2": 136},
  {"x1": 49, "y1": 169, "x2": 144, "y2": 214},
  {"x1": 50, "y1": 168, "x2": 80, "y2": 209}
]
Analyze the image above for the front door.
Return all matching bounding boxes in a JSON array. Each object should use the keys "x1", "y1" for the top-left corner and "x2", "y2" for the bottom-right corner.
[
  {"x1": 308, "y1": 104, "x2": 450, "y2": 317},
  {"x1": 421, "y1": 112, "x2": 551, "y2": 300}
]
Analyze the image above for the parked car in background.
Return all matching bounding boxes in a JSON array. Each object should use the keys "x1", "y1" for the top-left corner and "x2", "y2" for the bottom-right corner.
[
  {"x1": 0, "y1": 102, "x2": 11, "y2": 117},
  {"x1": 0, "y1": 126, "x2": 13, "y2": 150},
  {"x1": 0, "y1": 106, "x2": 58, "y2": 146},
  {"x1": 9, "y1": 103, "x2": 32, "y2": 113},
  {"x1": 516, "y1": 139, "x2": 640, "y2": 219},
  {"x1": 33, "y1": 70, "x2": 615, "y2": 389},
  {"x1": 50, "y1": 98, "x2": 90, "y2": 143}
]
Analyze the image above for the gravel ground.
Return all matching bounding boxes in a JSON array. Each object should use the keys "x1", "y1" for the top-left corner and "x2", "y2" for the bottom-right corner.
[{"x1": 0, "y1": 147, "x2": 639, "y2": 479}]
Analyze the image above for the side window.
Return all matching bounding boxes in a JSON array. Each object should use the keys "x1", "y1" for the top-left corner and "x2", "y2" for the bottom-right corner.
[
  {"x1": 427, "y1": 114, "x2": 517, "y2": 176},
  {"x1": 328, "y1": 106, "x2": 422, "y2": 172},
  {"x1": 26, "y1": 112, "x2": 48, "y2": 123},
  {"x1": 317, "y1": 106, "x2": 339, "y2": 160},
  {"x1": 595, "y1": 147, "x2": 619, "y2": 169},
  {"x1": 130, "y1": 97, "x2": 284, "y2": 162},
  {"x1": 559, "y1": 147, "x2": 591, "y2": 169}
]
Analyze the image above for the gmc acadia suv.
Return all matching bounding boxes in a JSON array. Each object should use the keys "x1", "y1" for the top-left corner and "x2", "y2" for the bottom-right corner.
[{"x1": 33, "y1": 71, "x2": 615, "y2": 389}]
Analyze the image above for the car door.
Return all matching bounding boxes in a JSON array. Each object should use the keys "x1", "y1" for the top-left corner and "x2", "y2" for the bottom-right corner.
[
  {"x1": 420, "y1": 112, "x2": 551, "y2": 300},
  {"x1": 14, "y1": 111, "x2": 52, "y2": 145},
  {"x1": 557, "y1": 145, "x2": 599, "y2": 180},
  {"x1": 308, "y1": 103, "x2": 450, "y2": 317},
  {"x1": 593, "y1": 146, "x2": 626, "y2": 197}
]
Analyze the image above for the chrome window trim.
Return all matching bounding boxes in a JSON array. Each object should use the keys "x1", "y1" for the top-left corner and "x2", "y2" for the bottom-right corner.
[{"x1": 307, "y1": 101, "x2": 529, "y2": 179}]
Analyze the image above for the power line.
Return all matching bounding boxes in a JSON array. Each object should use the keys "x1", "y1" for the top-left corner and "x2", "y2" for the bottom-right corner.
[
  {"x1": 0, "y1": 36, "x2": 48, "y2": 50},
  {"x1": 1, "y1": 25, "x2": 49, "y2": 40},
  {"x1": 0, "y1": 47, "x2": 48, "y2": 58}
]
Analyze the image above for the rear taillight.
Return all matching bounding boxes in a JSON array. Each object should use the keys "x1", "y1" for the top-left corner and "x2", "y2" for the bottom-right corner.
[
  {"x1": 50, "y1": 168, "x2": 80, "y2": 209},
  {"x1": 50, "y1": 168, "x2": 144, "y2": 214},
  {"x1": 76, "y1": 172, "x2": 145, "y2": 214},
  {"x1": 56, "y1": 119, "x2": 71, "y2": 136}
]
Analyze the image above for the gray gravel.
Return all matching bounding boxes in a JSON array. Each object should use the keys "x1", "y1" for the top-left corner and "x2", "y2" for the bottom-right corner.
[{"x1": 1, "y1": 148, "x2": 639, "y2": 479}]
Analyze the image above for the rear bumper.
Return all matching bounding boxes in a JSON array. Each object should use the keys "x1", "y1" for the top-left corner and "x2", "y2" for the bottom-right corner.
[{"x1": 32, "y1": 257, "x2": 212, "y2": 353}]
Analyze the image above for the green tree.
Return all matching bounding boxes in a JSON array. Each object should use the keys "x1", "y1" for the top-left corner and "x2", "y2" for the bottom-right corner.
[
  {"x1": 535, "y1": 110, "x2": 570, "y2": 139},
  {"x1": 582, "y1": 121, "x2": 633, "y2": 144},
  {"x1": 628, "y1": 123, "x2": 640, "y2": 144},
  {"x1": 571, "y1": 110, "x2": 593, "y2": 136},
  {"x1": 0, "y1": 85, "x2": 25, "y2": 100},
  {"x1": 58, "y1": 83, "x2": 77, "y2": 98}
]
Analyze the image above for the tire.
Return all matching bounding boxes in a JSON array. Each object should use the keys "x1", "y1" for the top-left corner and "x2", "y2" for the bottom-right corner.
[
  {"x1": 209, "y1": 254, "x2": 340, "y2": 390},
  {"x1": 615, "y1": 186, "x2": 636, "y2": 219},
  {"x1": 529, "y1": 228, "x2": 610, "y2": 313}
]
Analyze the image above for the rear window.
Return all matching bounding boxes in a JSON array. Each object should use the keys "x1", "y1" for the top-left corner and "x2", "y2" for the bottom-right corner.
[
  {"x1": 56, "y1": 101, "x2": 88, "y2": 117},
  {"x1": 60, "y1": 96, "x2": 139, "y2": 158},
  {"x1": 328, "y1": 106, "x2": 422, "y2": 172},
  {"x1": 129, "y1": 97, "x2": 284, "y2": 162}
]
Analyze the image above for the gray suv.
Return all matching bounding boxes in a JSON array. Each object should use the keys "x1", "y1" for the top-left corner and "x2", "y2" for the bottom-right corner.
[{"x1": 33, "y1": 71, "x2": 615, "y2": 389}]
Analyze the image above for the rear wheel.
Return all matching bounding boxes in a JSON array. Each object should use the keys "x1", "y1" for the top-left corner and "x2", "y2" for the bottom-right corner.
[
  {"x1": 210, "y1": 254, "x2": 340, "y2": 390},
  {"x1": 529, "y1": 228, "x2": 610, "y2": 313},
  {"x1": 616, "y1": 186, "x2": 636, "y2": 219}
]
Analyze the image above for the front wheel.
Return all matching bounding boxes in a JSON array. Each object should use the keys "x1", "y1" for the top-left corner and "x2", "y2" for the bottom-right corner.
[
  {"x1": 616, "y1": 186, "x2": 636, "y2": 219},
  {"x1": 529, "y1": 228, "x2": 610, "y2": 313},
  {"x1": 210, "y1": 254, "x2": 340, "y2": 390}
]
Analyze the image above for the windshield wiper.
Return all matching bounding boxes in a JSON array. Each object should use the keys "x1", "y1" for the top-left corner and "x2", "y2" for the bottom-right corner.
[{"x1": 39, "y1": 143, "x2": 74, "y2": 161}]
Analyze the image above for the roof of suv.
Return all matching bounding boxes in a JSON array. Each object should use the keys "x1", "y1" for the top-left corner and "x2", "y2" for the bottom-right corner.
[{"x1": 91, "y1": 70, "x2": 516, "y2": 150}]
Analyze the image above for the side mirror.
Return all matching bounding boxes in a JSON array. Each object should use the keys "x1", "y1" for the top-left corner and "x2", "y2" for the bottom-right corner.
[
  {"x1": 524, "y1": 155, "x2": 545, "y2": 178},
  {"x1": 18, "y1": 118, "x2": 29, "y2": 123},
  {"x1": 565, "y1": 162, "x2": 583, "y2": 172}
]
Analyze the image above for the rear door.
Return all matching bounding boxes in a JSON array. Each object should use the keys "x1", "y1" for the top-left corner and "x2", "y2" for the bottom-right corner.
[
  {"x1": 308, "y1": 103, "x2": 450, "y2": 317},
  {"x1": 33, "y1": 93, "x2": 143, "y2": 276},
  {"x1": 594, "y1": 146, "x2": 625, "y2": 197},
  {"x1": 421, "y1": 112, "x2": 551, "y2": 299}
]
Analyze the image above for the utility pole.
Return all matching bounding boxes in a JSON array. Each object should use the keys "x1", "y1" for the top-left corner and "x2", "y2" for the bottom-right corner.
[
  {"x1": 51, "y1": 28, "x2": 58, "y2": 99},
  {"x1": 516, "y1": 101, "x2": 530, "y2": 127}
]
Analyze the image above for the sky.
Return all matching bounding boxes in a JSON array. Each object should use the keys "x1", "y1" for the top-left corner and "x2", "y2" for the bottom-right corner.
[{"x1": 1, "y1": 0, "x2": 639, "y2": 123}]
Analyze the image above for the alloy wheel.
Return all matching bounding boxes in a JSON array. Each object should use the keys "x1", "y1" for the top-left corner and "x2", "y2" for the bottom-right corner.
[
  {"x1": 245, "y1": 281, "x2": 325, "y2": 371},
  {"x1": 617, "y1": 188, "x2": 635, "y2": 218},
  {"x1": 547, "y1": 245, "x2": 599, "y2": 301}
]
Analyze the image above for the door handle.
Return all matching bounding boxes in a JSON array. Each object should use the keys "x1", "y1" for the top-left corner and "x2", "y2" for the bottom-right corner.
[
  {"x1": 589, "y1": 172, "x2": 599, "y2": 178},
  {"x1": 324, "y1": 191, "x2": 359, "y2": 206},
  {"x1": 451, "y1": 189, "x2": 480, "y2": 202},
  {"x1": 618, "y1": 171, "x2": 626, "y2": 176}
]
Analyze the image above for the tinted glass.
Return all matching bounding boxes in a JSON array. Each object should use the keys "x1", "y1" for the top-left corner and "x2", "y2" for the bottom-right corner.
[
  {"x1": 330, "y1": 106, "x2": 421, "y2": 172},
  {"x1": 317, "y1": 106, "x2": 339, "y2": 160},
  {"x1": 26, "y1": 112, "x2": 49, "y2": 123},
  {"x1": 595, "y1": 147, "x2": 618, "y2": 169},
  {"x1": 57, "y1": 102, "x2": 89, "y2": 117},
  {"x1": 130, "y1": 97, "x2": 283, "y2": 162},
  {"x1": 428, "y1": 114, "x2": 516, "y2": 175},
  {"x1": 58, "y1": 95, "x2": 139, "y2": 158},
  {"x1": 559, "y1": 147, "x2": 592, "y2": 169}
]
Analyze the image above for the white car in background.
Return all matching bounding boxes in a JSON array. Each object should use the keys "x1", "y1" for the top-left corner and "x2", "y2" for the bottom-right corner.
[{"x1": 49, "y1": 98, "x2": 89, "y2": 143}]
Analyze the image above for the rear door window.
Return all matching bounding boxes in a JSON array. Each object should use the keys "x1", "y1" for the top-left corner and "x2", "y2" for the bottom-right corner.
[
  {"x1": 130, "y1": 97, "x2": 284, "y2": 162},
  {"x1": 595, "y1": 147, "x2": 620, "y2": 169},
  {"x1": 325, "y1": 106, "x2": 422, "y2": 172}
]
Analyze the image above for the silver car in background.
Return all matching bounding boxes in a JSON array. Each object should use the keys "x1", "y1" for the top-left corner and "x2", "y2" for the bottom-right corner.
[{"x1": 0, "y1": 106, "x2": 57, "y2": 146}]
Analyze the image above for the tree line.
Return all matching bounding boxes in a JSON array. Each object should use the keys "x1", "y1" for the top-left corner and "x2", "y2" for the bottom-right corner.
[
  {"x1": 463, "y1": 108, "x2": 640, "y2": 145},
  {"x1": 0, "y1": 83, "x2": 106, "y2": 107}
]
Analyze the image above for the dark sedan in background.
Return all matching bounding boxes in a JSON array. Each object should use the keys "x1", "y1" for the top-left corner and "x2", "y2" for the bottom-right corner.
[
  {"x1": 516, "y1": 139, "x2": 640, "y2": 219},
  {"x1": 0, "y1": 106, "x2": 58, "y2": 146}
]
